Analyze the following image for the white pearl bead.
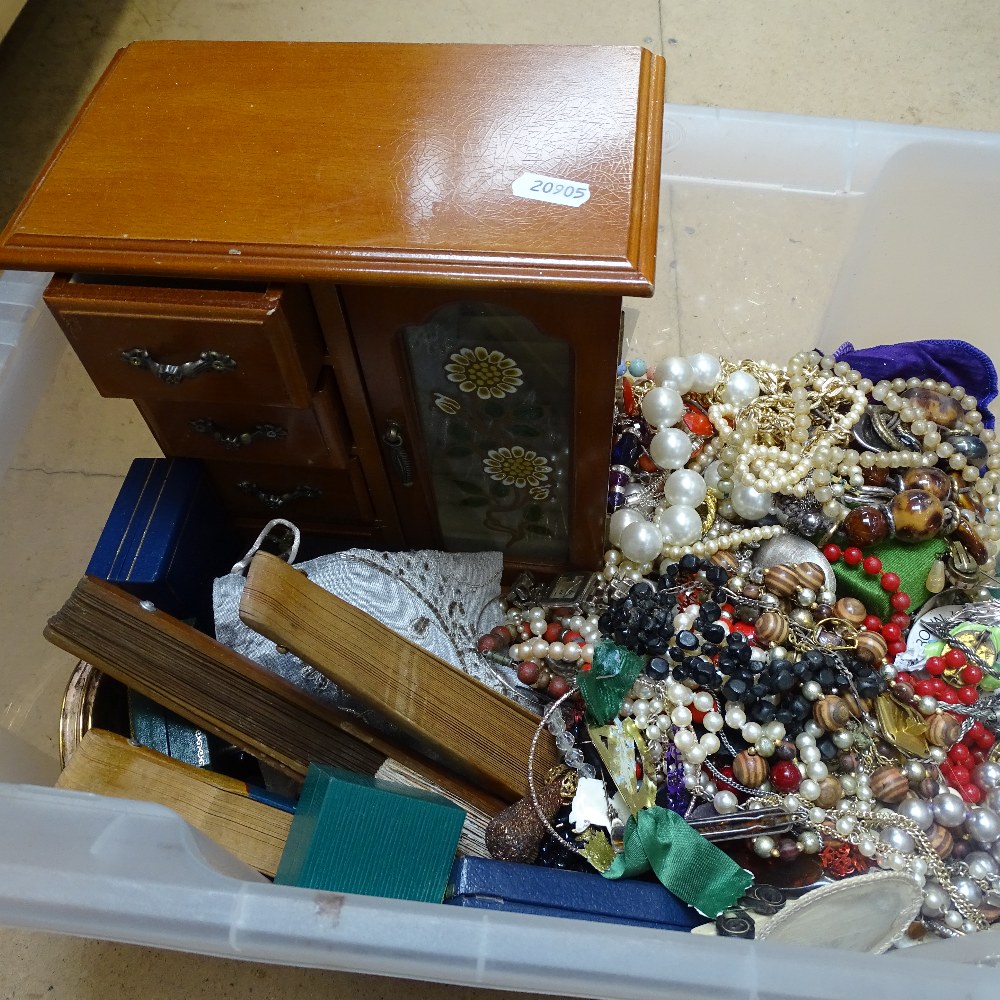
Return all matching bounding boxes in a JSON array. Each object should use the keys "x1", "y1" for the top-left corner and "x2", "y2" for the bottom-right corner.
[
  {"x1": 703, "y1": 711, "x2": 724, "y2": 733},
  {"x1": 664, "y1": 468, "x2": 708, "y2": 508},
  {"x1": 722, "y1": 370, "x2": 761, "y2": 408},
  {"x1": 700, "y1": 732, "x2": 721, "y2": 754},
  {"x1": 655, "y1": 356, "x2": 695, "y2": 394},
  {"x1": 673, "y1": 729, "x2": 697, "y2": 752},
  {"x1": 688, "y1": 352, "x2": 722, "y2": 392},
  {"x1": 725, "y1": 708, "x2": 746, "y2": 729},
  {"x1": 650, "y1": 428, "x2": 693, "y2": 470},
  {"x1": 703, "y1": 460, "x2": 723, "y2": 492},
  {"x1": 730, "y1": 484, "x2": 773, "y2": 521},
  {"x1": 658, "y1": 504, "x2": 703, "y2": 546},
  {"x1": 693, "y1": 691, "x2": 714, "y2": 713},
  {"x1": 608, "y1": 507, "x2": 643, "y2": 546},
  {"x1": 713, "y1": 790, "x2": 739, "y2": 814},
  {"x1": 741, "y1": 722, "x2": 763, "y2": 744},
  {"x1": 671, "y1": 705, "x2": 693, "y2": 727},
  {"x1": 641, "y1": 386, "x2": 685, "y2": 428},
  {"x1": 619, "y1": 519, "x2": 663, "y2": 564}
]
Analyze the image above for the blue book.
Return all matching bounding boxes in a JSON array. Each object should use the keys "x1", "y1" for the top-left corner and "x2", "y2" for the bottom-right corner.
[{"x1": 445, "y1": 857, "x2": 706, "y2": 932}]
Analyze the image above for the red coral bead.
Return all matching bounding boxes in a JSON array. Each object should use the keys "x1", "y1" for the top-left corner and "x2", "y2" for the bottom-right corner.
[
  {"x1": 862, "y1": 555, "x2": 883, "y2": 575},
  {"x1": 976, "y1": 730, "x2": 996, "y2": 751},
  {"x1": 914, "y1": 679, "x2": 937, "y2": 697},
  {"x1": 770, "y1": 760, "x2": 802, "y2": 793},
  {"x1": 890, "y1": 611, "x2": 911, "y2": 628},
  {"x1": 925, "y1": 655, "x2": 946, "y2": 676},
  {"x1": 958, "y1": 685, "x2": 980, "y2": 705},
  {"x1": 881, "y1": 622, "x2": 902, "y2": 643},
  {"x1": 822, "y1": 544, "x2": 843, "y2": 562},
  {"x1": 890, "y1": 591, "x2": 911, "y2": 611},
  {"x1": 949, "y1": 764, "x2": 971, "y2": 785},
  {"x1": 962, "y1": 664, "x2": 984, "y2": 685},
  {"x1": 862, "y1": 615, "x2": 883, "y2": 633},
  {"x1": 949, "y1": 743, "x2": 973, "y2": 765},
  {"x1": 944, "y1": 648, "x2": 967, "y2": 669},
  {"x1": 963, "y1": 783, "x2": 983, "y2": 804},
  {"x1": 843, "y1": 547, "x2": 864, "y2": 566},
  {"x1": 938, "y1": 687, "x2": 959, "y2": 704},
  {"x1": 880, "y1": 572, "x2": 901, "y2": 592},
  {"x1": 544, "y1": 621, "x2": 563, "y2": 642},
  {"x1": 887, "y1": 639, "x2": 907, "y2": 658}
]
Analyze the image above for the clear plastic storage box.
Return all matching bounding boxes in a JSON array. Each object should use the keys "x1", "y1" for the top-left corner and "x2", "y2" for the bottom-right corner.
[{"x1": 3, "y1": 105, "x2": 1000, "y2": 998}]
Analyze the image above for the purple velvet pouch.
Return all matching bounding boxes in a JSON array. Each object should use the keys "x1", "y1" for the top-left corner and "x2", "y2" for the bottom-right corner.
[{"x1": 832, "y1": 339, "x2": 997, "y2": 428}]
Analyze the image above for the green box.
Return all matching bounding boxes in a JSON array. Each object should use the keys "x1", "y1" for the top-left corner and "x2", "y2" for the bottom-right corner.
[{"x1": 275, "y1": 765, "x2": 466, "y2": 903}]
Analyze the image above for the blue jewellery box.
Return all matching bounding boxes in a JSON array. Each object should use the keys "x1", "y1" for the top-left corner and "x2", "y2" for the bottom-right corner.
[
  {"x1": 444, "y1": 857, "x2": 707, "y2": 932},
  {"x1": 87, "y1": 457, "x2": 236, "y2": 625}
]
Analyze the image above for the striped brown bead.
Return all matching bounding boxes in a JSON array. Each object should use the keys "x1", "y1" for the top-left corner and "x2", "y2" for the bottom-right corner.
[
  {"x1": 926, "y1": 712, "x2": 962, "y2": 748},
  {"x1": 754, "y1": 611, "x2": 789, "y2": 648},
  {"x1": 870, "y1": 765, "x2": 909, "y2": 804},
  {"x1": 710, "y1": 550, "x2": 742, "y2": 574},
  {"x1": 855, "y1": 631, "x2": 888, "y2": 665},
  {"x1": 840, "y1": 691, "x2": 868, "y2": 718},
  {"x1": 732, "y1": 750, "x2": 769, "y2": 788},
  {"x1": 762, "y1": 564, "x2": 801, "y2": 598},
  {"x1": 793, "y1": 562, "x2": 826, "y2": 592},
  {"x1": 925, "y1": 823, "x2": 954, "y2": 860},
  {"x1": 813, "y1": 695, "x2": 851, "y2": 732},
  {"x1": 834, "y1": 597, "x2": 867, "y2": 625}
]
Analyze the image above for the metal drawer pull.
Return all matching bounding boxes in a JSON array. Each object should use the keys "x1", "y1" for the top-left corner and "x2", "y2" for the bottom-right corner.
[
  {"x1": 238, "y1": 481, "x2": 321, "y2": 509},
  {"x1": 122, "y1": 348, "x2": 237, "y2": 384},
  {"x1": 190, "y1": 418, "x2": 287, "y2": 450},
  {"x1": 382, "y1": 420, "x2": 414, "y2": 487}
]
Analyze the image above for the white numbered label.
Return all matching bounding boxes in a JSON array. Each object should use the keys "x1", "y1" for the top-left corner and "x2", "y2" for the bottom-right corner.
[{"x1": 511, "y1": 172, "x2": 591, "y2": 207}]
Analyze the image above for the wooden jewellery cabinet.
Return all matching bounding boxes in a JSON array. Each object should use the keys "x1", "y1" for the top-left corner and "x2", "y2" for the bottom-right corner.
[{"x1": 0, "y1": 41, "x2": 665, "y2": 574}]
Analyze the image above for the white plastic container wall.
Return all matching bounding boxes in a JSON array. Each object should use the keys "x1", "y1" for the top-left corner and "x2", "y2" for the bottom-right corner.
[{"x1": 3, "y1": 106, "x2": 1000, "y2": 999}]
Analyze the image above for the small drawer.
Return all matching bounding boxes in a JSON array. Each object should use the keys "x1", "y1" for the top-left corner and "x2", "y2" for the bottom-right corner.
[
  {"x1": 44, "y1": 276, "x2": 324, "y2": 407},
  {"x1": 137, "y1": 373, "x2": 353, "y2": 469},
  {"x1": 205, "y1": 460, "x2": 375, "y2": 527}
]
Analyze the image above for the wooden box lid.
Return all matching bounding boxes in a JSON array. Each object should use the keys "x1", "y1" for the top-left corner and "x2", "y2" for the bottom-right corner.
[{"x1": 0, "y1": 41, "x2": 664, "y2": 294}]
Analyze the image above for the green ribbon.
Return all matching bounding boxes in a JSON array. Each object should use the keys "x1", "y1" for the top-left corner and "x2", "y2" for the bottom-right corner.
[
  {"x1": 603, "y1": 806, "x2": 753, "y2": 918},
  {"x1": 832, "y1": 536, "x2": 947, "y2": 620},
  {"x1": 577, "y1": 641, "x2": 646, "y2": 726}
]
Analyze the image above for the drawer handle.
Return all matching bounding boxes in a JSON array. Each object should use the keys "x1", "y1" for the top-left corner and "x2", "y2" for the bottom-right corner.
[
  {"x1": 238, "y1": 481, "x2": 321, "y2": 509},
  {"x1": 191, "y1": 418, "x2": 287, "y2": 450},
  {"x1": 382, "y1": 420, "x2": 414, "y2": 487},
  {"x1": 122, "y1": 348, "x2": 237, "y2": 384}
]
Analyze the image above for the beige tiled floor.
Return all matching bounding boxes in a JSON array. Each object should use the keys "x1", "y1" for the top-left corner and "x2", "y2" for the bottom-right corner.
[{"x1": 1, "y1": 1, "x2": 999, "y2": 997}]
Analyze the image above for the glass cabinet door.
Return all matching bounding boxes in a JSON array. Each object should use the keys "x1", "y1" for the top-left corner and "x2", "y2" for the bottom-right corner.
[
  {"x1": 401, "y1": 301, "x2": 571, "y2": 563},
  {"x1": 342, "y1": 286, "x2": 622, "y2": 572}
]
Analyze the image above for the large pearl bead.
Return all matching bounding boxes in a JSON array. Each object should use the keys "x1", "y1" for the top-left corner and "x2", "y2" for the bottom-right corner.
[
  {"x1": 932, "y1": 790, "x2": 968, "y2": 828},
  {"x1": 608, "y1": 506, "x2": 643, "y2": 546},
  {"x1": 966, "y1": 850, "x2": 999, "y2": 880},
  {"x1": 973, "y1": 762, "x2": 1000, "y2": 790},
  {"x1": 897, "y1": 796, "x2": 934, "y2": 830},
  {"x1": 688, "y1": 352, "x2": 722, "y2": 393},
  {"x1": 952, "y1": 876, "x2": 984, "y2": 909},
  {"x1": 658, "y1": 504, "x2": 703, "y2": 546},
  {"x1": 664, "y1": 469, "x2": 708, "y2": 508},
  {"x1": 655, "y1": 356, "x2": 695, "y2": 394},
  {"x1": 881, "y1": 826, "x2": 915, "y2": 854},
  {"x1": 619, "y1": 519, "x2": 663, "y2": 564},
  {"x1": 650, "y1": 428, "x2": 693, "y2": 470},
  {"x1": 730, "y1": 484, "x2": 774, "y2": 521},
  {"x1": 722, "y1": 370, "x2": 760, "y2": 408},
  {"x1": 641, "y1": 386, "x2": 685, "y2": 429},
  {"x1": 965, "y1": 806, "x2": 1000, "y2": 845}
]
